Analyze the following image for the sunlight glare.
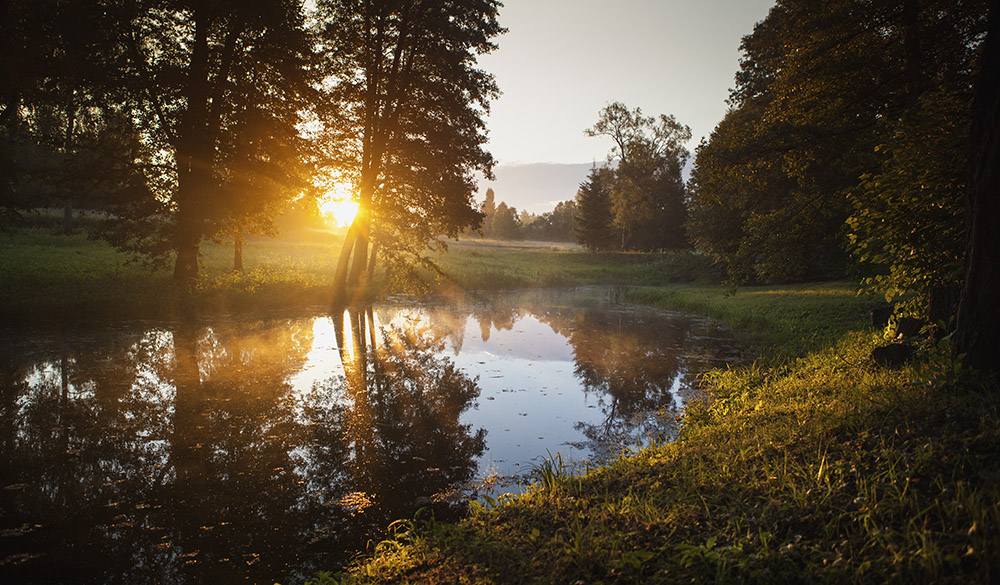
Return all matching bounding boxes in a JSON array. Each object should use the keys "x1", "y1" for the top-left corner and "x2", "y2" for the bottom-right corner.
[{"x1": 318, "y1": 186, "x2": 359, "y2": 228}]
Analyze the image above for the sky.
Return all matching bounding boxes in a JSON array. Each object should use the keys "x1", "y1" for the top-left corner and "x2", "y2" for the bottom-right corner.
[{"x1": 476, "y1": 0, "x2": 776, "y2": 209}]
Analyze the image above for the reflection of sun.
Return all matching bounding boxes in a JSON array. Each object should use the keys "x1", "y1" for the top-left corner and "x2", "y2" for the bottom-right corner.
[{"x1": 318, "y1": 183, "x2": 359, "y2": 228}]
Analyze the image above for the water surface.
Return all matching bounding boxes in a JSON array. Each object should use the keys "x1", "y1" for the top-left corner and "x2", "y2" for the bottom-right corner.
[{"x1": 0, "y1": 288, "x2": 741, "y2": 584}]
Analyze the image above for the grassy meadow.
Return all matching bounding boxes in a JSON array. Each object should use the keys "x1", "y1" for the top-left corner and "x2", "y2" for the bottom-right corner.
[
  {"x1": 3, "y1": 212, "x2": 997, "y2": 584},
  {"x1": 0, "y1": 213, "x2": 721, "y2": 324}
]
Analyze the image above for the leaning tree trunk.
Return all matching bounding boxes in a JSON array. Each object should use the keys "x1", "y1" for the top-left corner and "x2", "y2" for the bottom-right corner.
[
  {"x1": 332, "y1": 173, "x2": 377, "y2": 306},
  {"x1": 332, "y1": 220, "x2": 360, "y2": 307},
  {"x1": 953, "y1": 0, "x2": 1000, "y2": 373},
  {"x1": 348, "y1": 207, "x2": 370, "y2": 286}
]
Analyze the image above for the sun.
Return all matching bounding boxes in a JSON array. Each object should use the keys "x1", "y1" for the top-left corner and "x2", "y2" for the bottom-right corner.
[{"x1": 318, "y1": 186, "x2": 359, "y2": 228}]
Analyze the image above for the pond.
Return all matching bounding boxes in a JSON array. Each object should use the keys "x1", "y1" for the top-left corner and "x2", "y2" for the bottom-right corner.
[{"x1": 0, "y1": 287, "x2": 743, "y2": 584}]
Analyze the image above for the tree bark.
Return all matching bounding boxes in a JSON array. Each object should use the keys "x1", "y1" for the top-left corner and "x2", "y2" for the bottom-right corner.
[
  {"x1": 233, "y1": 228, "x2": 244, "y2": 273},
  {"x1": 332, "y1": 175, "x2": 377, "y2": 306},
  {"x1": 332, "y1": 220, "x2": 360, "y2": 307},
  {"x1": 953, "y1": 0, "x2": 1000, "y2": 373},
  {"x1": 348, "y1": 208, "x2": 370, "y2": 287},
  {"x1": 171, "y1": 7, "x2": 213, "y2": 284}
]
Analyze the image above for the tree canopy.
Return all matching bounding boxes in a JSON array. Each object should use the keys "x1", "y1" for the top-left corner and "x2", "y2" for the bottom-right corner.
[
  {"x1": 316, "y1": 0, "x2": 503, "y2": 304},
  {"x1": 583, "y1": 102, "x2": 691, "y2": 252},
  {"x1": 3, "y1": 0, "x2": 503, "y2": 291},
  {"x1": 687, "y1": 0, "x2": 987, "y2": 295}
]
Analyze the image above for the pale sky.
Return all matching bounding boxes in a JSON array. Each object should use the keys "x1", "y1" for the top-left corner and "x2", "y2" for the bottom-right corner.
[{"x1": 478, "y1": 0, "x2": 777, "y2": 165}]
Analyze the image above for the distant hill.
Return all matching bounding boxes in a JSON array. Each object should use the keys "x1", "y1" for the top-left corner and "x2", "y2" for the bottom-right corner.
[{"x1": 476, "y1": 162, "x2": 598, "y2": 214}]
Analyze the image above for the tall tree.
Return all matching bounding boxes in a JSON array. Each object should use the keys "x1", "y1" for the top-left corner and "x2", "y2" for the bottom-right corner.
[
  {"x1": 317, "y1": 0, "x2": 503, "y2": 305},
  {"x1": 687, "y1": 0, "x2": 987, "y2": 286},
  {"x1": 490, "y1": 201, "x2": 521, "y2": 240},
  {"x1": 154, "y1": 1, "x2": 313, "y2": 282},
  {"x1": 953, "y1": 0, "x2": 1000, "y2": 373},
  {"x1": 586, "y1": 102, "x2": 691, "y2": 251},
  {"x1": 480, "y1": 187, "x2": 496, "y2": 238},
  {"x1": 574, "y1": 166, "x2": 614, "y2": 252},
  {"x1": 32, "y1": 0, "x2": 316, "y2": 282}
]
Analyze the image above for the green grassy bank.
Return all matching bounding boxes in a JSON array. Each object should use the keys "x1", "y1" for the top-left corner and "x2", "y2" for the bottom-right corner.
[
  {"x1": 316, "y1": 288, "x2": 999, "y2": 584},
  {"x1": 0, "y1": 219, "x2": 719, "y2": 324},
  {"x1": 0, "y1": 213, "x2": 347, "y2": 323}
]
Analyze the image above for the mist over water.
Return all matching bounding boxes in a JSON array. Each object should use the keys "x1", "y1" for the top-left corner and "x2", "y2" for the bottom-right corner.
[{"x1": 0, "y1": 287, "x2": 741, "y2": 584}]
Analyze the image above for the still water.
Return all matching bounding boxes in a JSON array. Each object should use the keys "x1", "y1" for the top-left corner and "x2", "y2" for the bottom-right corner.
[{"x1": 0, "y1": 288, "x2": 742, "y2": 584}]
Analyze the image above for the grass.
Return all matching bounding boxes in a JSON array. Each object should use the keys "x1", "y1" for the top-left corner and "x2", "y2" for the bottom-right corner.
[
  {"x1": 435, "y1": 238, "x2": 722, "y2": 291},
  {"x1": 0, "y1": 213, "x2": 346, "y2": 324},
  {"x1": 0, "y1": 220, "x2": 720, "y2": 324},
  {"x1": 625, "y1": 282, "x2": 877, "y2": 357},
  {"x1": 313, "y1": 287, "x2": 1000, "y2": 584}
]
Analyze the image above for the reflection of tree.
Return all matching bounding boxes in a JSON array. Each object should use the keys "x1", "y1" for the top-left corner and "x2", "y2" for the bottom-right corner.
[
  {"x1": 556, "y1": 308, "x2": 691, "y2": 458},
  {"x1": 165, "y1": 321, "x2": 329, "y2": 583},
  {"x1": 0, "y1": 313, "x2": 486, "y2": 584},
  {"x1": 331, "y1": 308, "x2": 486, "y2": 529},
  {"x1": 472, "y1": 303, "x2": 519, "y2": 343}
]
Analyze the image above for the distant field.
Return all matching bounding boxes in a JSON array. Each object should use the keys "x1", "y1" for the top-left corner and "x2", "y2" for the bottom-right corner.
[
  {"x1": 437, "y1": 237, "x2": 722, "y2": 290},
  {"x1": 6, "y1": 212, "x2": 832, "y2": 327}
]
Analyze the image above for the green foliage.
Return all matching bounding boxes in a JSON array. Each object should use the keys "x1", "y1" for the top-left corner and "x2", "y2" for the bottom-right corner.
[
  {"x1": 529, "y1": 451, "x2": 570, "y2": 492},
  {"x1": 687, "y1": 0, "x2": 987, "y2": 287},
  {"x1": 521, "y1": 199, "x2": 578, "y2": 242},
  {"x1": 489, "y1": 202, "x2": 522, "y2": 240},
  {"x1": 573, "y1": 166, "x2": 615, "y2": 251},
  {"x1": 847, "y1": 90, "x2": 969, "y2": 310},
  {"x1": 585, "y1": 102, "x2": 692, "y2": 252},
  {"x1": 317, "y1": 0, "x2": 502, "y2": 301}
]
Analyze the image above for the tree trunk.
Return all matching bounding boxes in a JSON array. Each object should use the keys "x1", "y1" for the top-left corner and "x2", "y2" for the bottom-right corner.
[
  {"x1": 366, "y1": 239, "x2": 379, "y2": 281},
  {"x1": 332, "y1": 220, "x2": 360, "y2": 307},
  {"x1": 332, "y1": 174, "x2": 376, "y2": 306},
  {"x1": 953, "y1": 0, "x2": 1000, "y2": 373},
  {"x1": 171, "y1": 7, "x2": 212, "y2": 284},
  {"x1": 346, "y1": 207, "x2": 369, "y2": 291},
  {"x1": 62, "y1": 90, "x2": 76, "y2": 236},
  {"x1": 233, "y1": 228, "x2": 244, "y2": 273}
]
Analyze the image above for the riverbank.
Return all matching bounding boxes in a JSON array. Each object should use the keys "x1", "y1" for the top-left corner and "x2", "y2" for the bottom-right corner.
[
  {"x1": 5, "y1": 220, "x2": 997, "y2": 582},
  {"x1": 0, "y1": 219, "x2": 719, "y2": 325},
  {"x1": 321, "y1": 287, "x2": 999, "y2": 584}
]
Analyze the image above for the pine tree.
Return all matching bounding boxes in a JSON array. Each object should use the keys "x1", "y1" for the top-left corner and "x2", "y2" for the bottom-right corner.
[{"x1": 574, "y1": 166, "x2": 615, "y2": 252}]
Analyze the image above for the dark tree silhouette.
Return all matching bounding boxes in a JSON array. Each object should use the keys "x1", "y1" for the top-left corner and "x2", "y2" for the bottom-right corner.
[
  {"x1": 317, "y1": 0, "x2": 503, "y2": 305},
  {"x1": 574, "y1": 166, "x2": 615, "y2": 251},
  {"x1": 954, "y1": 0, "x2": 1000, "y2": 373}
]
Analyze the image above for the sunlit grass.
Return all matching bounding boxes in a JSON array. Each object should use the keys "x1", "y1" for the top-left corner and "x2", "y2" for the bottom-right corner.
[
  {"x1": 328, "y1": 322, "x2": 1000, "y2": 585},
  {"x1": 7, "y1": 213, "x2": 997, "y2": 583},
  {"x1": 0, "y1": 218, "x2": 347, "y2": 322}
]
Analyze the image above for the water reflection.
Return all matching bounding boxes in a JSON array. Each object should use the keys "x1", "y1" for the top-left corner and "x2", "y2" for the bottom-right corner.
[
  {"x1": 1, "y1": 315, "x2": 485, "y2": 584},
  {"x1": 0, "y1": 289, "x2": 741, "y2": 583}
]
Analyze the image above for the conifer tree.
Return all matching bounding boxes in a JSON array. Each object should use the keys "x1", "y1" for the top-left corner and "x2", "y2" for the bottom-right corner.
[{"x1": 574, "y1": 166, "x2": 615, "y2": 252}]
